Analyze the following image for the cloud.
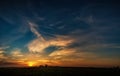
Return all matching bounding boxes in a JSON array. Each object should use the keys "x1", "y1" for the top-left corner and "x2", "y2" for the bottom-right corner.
[
  {"x1": 49, "y1": 49, "x2": 76, "y2": 58},
  {"x1": 0, "y1": 46, "x2": 9, "y2": 50},
  {"x1": 28, "y1": 21, "x2": 44, "y2": 38},
  {"x1": 28, "y1": 38, "x2": 49, "y2": 53},
  {"x1": 0, "y1": 1, "x2": 120, "y2": 67},
  {"x1": 27, "y1": 35, "x2": 73, "y2": 53},
  {"x1": 27, "y1": 21, "x2": 73, "y2": 53},
  {"x1": 25, "y1": 19, "x2": 120, "y2": 66},
  {"x1": 47, "y1": 47, "x2": 107, "y2": 67},
  {"x1": 75, "y1": 15, "x2": 94, "y2": 25},
  {"x1": 0, "y1": 49, "x2": 6, "y2": 60},
  {"x1": 0, "y1": 61, "x2": 22, "y2": 67},
  {"x1": 49, "y1": 21, "x2": 62, "y2": 26},
  {"x1": 0, "y1": 48, "x2": 10, "y2": 61},
  {"x1": 49, "y1": 35, "x2": 73, "y2": 46},
  {"x1": 57, "y1": 24, "x2": 65, "y2": 29},
  {"x1": 10, "y1": 49, "x2": 24, "y2": 58},
  {"x1": 0, "y1": 16, "x2": 29, "y2": 46},
  {"x1": 49, "y1": 47, "x2": 97, "y2": 60},
  {"x1": 0, "y1": 50, "x2": 26, "y2": 67}
]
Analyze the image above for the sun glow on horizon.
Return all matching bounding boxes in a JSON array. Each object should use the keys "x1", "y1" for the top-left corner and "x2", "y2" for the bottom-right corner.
[{"x1": 28, "y1": 61, "x2": 36, "y2": 67}]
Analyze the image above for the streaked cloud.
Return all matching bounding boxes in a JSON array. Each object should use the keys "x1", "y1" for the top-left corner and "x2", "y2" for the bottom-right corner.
[
  {"x1": 28, "y1": 38, "x2": 49, "y2": 53},
  {"x1": 0, "y1": 49, "x2": 6, "y2": 60},
  {"x1": 0, "y1": 0, "x2": 120, "y2": 67},
  {"x1": 27, "y1": 21, "x2": 73, "y2": 53},
  {"x1": 28, "y1": 21, "x2": 44, "y2": 39},
  {"x1": 75, "y1": 15, "x2": 94, "y2": 25},
  {"x1": 10, "y1": 49, "x2": 24, "y2": 57}
]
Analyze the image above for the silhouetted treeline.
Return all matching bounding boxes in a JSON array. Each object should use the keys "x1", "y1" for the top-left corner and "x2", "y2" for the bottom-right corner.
[{"x1": 0, "y1": 67, "x2": 120, "y2": 76}]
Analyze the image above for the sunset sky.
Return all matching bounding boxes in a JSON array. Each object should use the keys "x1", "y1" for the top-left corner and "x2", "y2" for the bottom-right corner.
[{"x1": 0, "y1": 0, "x2": 120, "y2": 67}]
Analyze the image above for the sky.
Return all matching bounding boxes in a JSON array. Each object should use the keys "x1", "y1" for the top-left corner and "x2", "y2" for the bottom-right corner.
[{"x1": 0, "y1": 0, "x2": 120, "y2": 67}]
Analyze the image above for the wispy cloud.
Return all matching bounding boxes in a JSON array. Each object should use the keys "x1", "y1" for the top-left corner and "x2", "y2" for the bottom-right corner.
[
  {"x1": 10, "y1": 49, "x2": 24, "y2": 58},
  {"x1": 28, "y1": 22, "x2": 44, "y2": 39},
  {"x1": 0, "y1": 46, "x2": 9, "y2": 50},
  {"x1": 0, "y1": 2, "x2": 120, "y2": 67},
  {"x1": 27, "y1": 35, "x2": 73, "y2": 53},
  {"x1": 27, "y1": 21, "x2": 73, "y2": 53},
  {"x1": 28, "y1": 38, "x2": 49, "y2": 53},
  {"x1": 75, "y1": 15, "x2": 94, "y2": 25},
  {"x1": 49, "y1": 21, "x2": 62, "y2": 26},
  {"x1": 0, "y1": 16, "x2": 29, "y2": 46},
  {"x1": 0, "y1": 49, "x2": 6, "y2": 60}
]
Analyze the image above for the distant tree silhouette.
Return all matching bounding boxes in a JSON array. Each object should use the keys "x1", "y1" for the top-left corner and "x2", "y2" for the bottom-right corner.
[
  {"x1": 39, "y1": 65, "x2": 44, "y2": 68},
  {"x1": 45, "y1": 64, "x2": 48, "y2": 68}
]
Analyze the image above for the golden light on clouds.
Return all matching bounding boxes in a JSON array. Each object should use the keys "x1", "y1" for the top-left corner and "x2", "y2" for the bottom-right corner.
[
  {"x1": 0, "y1": 20, "x2": 119, "y2": 67},
  {"x1": 27, "y1": 35, "x2": 73, "y2": 53},
  {"x1": 28, "y1": 21, "x2": 74, "y2": 53}
]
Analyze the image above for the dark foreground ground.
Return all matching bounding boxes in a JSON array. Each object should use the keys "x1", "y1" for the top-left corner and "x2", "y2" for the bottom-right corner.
[{"x1": 0, "y1": 67, "x2": 120, "y2": 76}]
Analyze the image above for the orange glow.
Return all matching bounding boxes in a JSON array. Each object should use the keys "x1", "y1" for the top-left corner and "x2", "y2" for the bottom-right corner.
[{"x1": 28, "y1": 61, "x2": 35, "y2": 67}]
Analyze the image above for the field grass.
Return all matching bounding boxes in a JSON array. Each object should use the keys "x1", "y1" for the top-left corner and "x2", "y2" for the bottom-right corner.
[{"x1": 0, "y1": 67, "x2": 120, "y2": 76}]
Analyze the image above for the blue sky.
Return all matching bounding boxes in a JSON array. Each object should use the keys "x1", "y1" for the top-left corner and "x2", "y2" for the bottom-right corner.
[{"x1": 0, "y1": 0, "x2": 120, "y2": 67}]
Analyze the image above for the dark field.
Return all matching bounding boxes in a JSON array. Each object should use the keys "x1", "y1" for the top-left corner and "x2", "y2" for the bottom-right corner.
[{"x1": 0, "y1": 67, "x2": 120, "y2": 76}]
